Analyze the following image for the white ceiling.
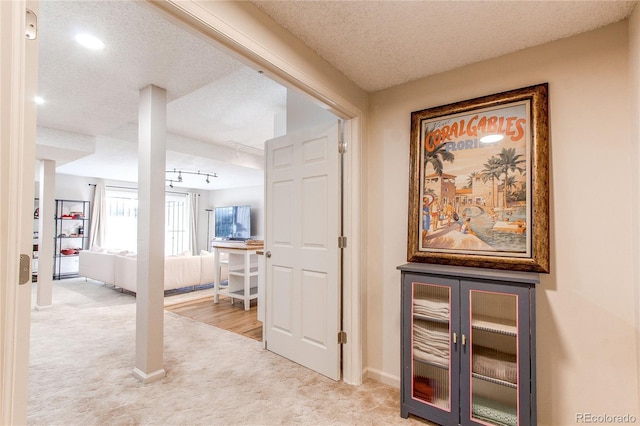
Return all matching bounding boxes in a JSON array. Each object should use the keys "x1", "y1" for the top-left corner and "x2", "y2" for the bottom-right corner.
[
  {"x1": 253, "y1": 0, "x2": 637, "y2": 92},
  {"x1": 37, "y1": 0, "x2": 637, "y2": 190},
  {"x1": 37, "y1": 0, "x2": 285, "y2": 190}
]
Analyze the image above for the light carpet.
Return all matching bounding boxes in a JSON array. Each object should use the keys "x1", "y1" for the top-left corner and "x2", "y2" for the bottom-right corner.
[{"x1": 27, "y1": 279, "x2": 430, "y2": 425}]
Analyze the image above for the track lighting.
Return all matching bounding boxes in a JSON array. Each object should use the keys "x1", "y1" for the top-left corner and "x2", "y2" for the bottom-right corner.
[{"x1": 165, "y1": 169, "x2": 218, "y2": 188}]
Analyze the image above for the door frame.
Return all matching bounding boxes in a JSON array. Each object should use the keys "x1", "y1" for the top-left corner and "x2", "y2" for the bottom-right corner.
[
  {"x1": 148, "y1": 0, "x2": 364, "y2": 383},
  {"x1": 0, "y1": 0, "x2": 39, "y2": 423},
  {"x1": 1, "y1": 6, "x2": 365, "y2": 422}
]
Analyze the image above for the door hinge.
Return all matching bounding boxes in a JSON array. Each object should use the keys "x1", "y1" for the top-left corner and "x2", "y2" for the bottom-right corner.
[
  {"x1": 338, "y1": 236, "x2": 347, "y2": 248},
  {"x1": 338, "y1": 331, "x2": 347, "y2": 344},
  {"x1": 338, "y1": 140, "x2": 347, "y2": 154},
  {"x1": 25, "y1": 9, "x2": 38, "y2": 40}
]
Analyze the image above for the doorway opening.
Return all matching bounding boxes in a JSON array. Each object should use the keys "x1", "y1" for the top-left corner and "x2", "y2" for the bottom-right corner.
[{"x1": 32, "y1": 0, "x2": 350, "y2": 383}]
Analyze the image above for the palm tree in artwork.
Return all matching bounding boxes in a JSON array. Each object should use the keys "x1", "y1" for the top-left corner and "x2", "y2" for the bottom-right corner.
[
  {"x1": 481, "y1": 157, "x2": 501, "y2": 208},
  {"x1": 511, "y1": 181, "x2": 527, "y2": 202},
  {"x1": 504, "y1": 175, "x2": 518, "y2": 203},
  {"x1": 466, "y1": 171, "x2": 479, "y2": 189},
  {"x1": 423, "y1": 125, "x2": 455, "y2": 176},
  {"x1": 497, "y1": 147, "x2": 526, "y2": 210},
  {"x1": 425, "y1": 188, "x2": 437, "y2": 197}
]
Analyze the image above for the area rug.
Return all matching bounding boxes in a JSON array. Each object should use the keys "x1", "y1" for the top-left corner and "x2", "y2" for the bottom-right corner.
[
  {"x1": 163, "y1": 284, "x2": 216, "y2": 306},
  {"x1": 27, "y1": 279, "x2": 430, "y2": 425},
  {"x1": 67, "y1": 277, "x2": 219, "y2": 306}
]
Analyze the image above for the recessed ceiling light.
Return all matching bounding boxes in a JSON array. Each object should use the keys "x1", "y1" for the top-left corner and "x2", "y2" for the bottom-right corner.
[
  {"x1": 34, "y1": 96, "x2": 45, "y2": 105},
  {"x1": 75, "y1": 33, "x2": 105, "y2": 50},
  {"x1": 480, "y1": 134, "x2": 504, "y2": 143}
]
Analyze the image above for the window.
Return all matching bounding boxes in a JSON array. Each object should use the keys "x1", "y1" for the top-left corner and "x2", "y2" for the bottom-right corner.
[
  {"x1": 165, "y1": 193, "x2": 189, "y2": 256},
  {"x1": 104, "y1": 189, "x2": 191, "y2": 255},
  {"x1": 104, "y1": 189, "x2": 138, "y2": 252}
]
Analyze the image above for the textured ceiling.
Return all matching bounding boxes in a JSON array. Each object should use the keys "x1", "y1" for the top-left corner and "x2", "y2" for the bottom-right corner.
[
  {"x1": 37, "y1": 0, "x2": 638, "y2": 190},
  {"x1": 37, "y1": 0, "x2": 286, "y2": 190},
  {"x1": 253, "y1": 0, "x2": 638, "y2": 92}
]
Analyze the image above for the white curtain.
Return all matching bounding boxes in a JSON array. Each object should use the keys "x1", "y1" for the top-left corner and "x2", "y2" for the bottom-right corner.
[
  {"x1": 188, "y1": 192, "x2": 199, "y2": 254},
  {"x1": 89, "y1": 183, "x2": 106, "y2": 248}
]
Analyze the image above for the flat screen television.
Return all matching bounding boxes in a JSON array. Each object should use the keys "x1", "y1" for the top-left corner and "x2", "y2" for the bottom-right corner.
[{"x1": 214, "y1": 205, "x2": 251, "y2": 240}]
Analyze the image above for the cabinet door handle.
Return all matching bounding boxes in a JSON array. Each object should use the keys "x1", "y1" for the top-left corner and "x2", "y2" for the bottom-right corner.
[
  {"x1": 453, "y1": 332, "x2": 457, "y2": 345},
  {"x1": 462, "y1": 334, "x2": 467, "y2": 346}
]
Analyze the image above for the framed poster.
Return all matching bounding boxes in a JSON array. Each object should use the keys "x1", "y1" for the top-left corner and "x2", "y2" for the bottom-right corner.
[{"x1": 407, "y1": 83, "x2": 549, "y2": 273}]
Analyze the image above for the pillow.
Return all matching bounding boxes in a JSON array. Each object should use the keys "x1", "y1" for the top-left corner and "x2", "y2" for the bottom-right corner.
[
  {"x1": 90, "y1": 245, "x2": 104, "y2": 252},
  {"x1": 179, "y1": 250, "x2": 192, "y2": 257},
  {"x1": 200, "y1": 249, "x2": 212, "y2": 256},
  {"x1": 126, "y1": 252, "x2": 137, "y2": 258}
]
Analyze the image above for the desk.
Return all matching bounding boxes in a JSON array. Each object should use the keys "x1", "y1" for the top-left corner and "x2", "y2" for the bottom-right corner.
[{"x1": 212, "y1": 242, "x2": 264, "y2": 311}]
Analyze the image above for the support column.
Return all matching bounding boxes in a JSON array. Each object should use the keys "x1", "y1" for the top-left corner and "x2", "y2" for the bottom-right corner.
[
  {"x1": 36, "y1": 160, "x2": 55, "y2": 310},
  {"x1": 133, "y1": 85, "x2": 166, "y2": 384}
]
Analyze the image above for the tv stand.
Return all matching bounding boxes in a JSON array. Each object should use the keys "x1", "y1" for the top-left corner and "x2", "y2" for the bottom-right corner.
[{"x1": 211, "y1": 241, "x2": 264, "y2": 310}]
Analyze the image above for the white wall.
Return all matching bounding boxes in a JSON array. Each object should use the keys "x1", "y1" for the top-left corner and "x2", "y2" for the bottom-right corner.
[
  {"x1": 42, "y1": 174, "x2": 212, "y2": 253},
  {"x1": 36, "y1": 173, "x2": 140, "y2": 202},
  {"x1": 50, "y1": 173, "x2": 93, "y2": 201},
  {"x1": 366, "y1": 21, "x2": 639, "y2": 425},
  {"x1": 286, "y1": 89, "x2": 337, "y2": 134}
]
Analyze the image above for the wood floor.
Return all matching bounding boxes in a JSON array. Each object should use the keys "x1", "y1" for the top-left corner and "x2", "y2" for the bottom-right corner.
[{"x1": 165, "y1": 295, "x2": 262, "y2": 341}]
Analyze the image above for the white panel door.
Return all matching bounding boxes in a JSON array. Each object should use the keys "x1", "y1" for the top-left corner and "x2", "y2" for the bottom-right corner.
[{"x1": 265, "y1": 123, "x2": 341, "y2": 380}]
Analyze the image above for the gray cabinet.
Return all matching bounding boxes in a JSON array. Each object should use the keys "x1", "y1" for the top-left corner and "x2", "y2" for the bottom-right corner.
[{"x1": 398, "y1": 263, "x2": 539, "y2": 426}]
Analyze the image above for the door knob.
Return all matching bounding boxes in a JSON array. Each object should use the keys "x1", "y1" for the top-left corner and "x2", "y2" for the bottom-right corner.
[{"x1": 265, "y1": 251, "x2": 271, "y2": 258}]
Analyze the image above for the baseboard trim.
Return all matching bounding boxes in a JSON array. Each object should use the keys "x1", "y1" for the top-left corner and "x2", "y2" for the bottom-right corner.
[
  {"x1": 363, "y1": 367, "x2": 400, "y2": 388},
  {"x1": 34, "y1": 304, "x2": 53, "y2": 311},
  {"x1": 132, "y1": 367, "x2": 166, "y2": 384}
]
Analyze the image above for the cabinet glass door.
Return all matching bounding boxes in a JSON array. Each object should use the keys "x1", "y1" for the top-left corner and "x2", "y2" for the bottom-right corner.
[
  {"x1": 411, "y1": 282, "x2": 452, "y2": 410},
  {"x1": 468, "y1": 289, "x2": 519, "y2": 426}
]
